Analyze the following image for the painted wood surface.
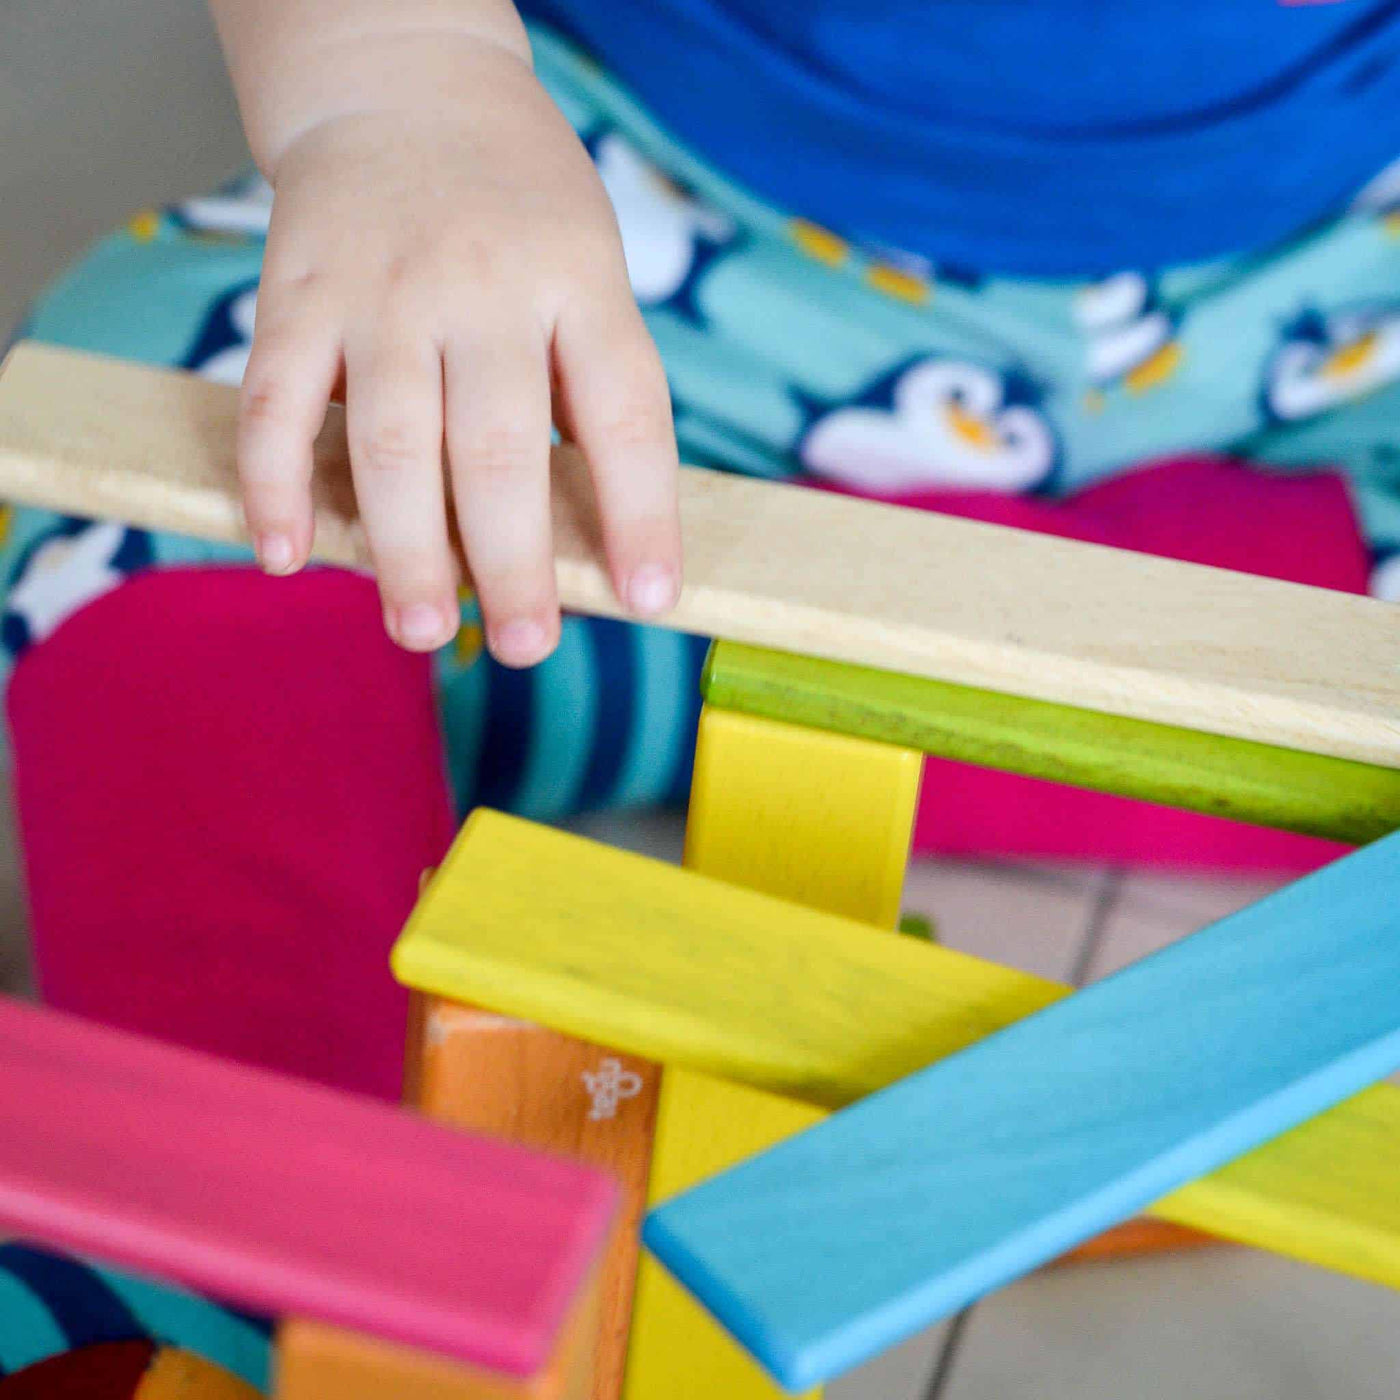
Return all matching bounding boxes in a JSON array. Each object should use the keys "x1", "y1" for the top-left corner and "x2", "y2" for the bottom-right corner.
[
  {"x1": 388, "y1": 811, "x2": 1400, "y2": 1303},
  {"x1": 275, "y1": 1284, "x2": 600, "y2": 1400},
  {"x1": 408, "y1": 994, "x2": 661, "y2": 1400},
  {"x1": 642, "y1": 830, "x2": 1400, "y2": 1391},
  {"x1": 137, "y1": 1349, "x2": 262, "y2": 1400},
  {"x1": 703, "y1": 642, "x2": 1400, "y2": 845},
  {"x1": 0, "y1": 996, "x2": 615, "y2": 1378},
  {"x1": 683, "y1": 713, "x2": 1208, "y2": 1268},
  {"x1": 6, "y1": 343, "x2": 1400, "y2": 767},
  {"x1": 623, "y1": 708, "x2": 920, "y2": 1400}
]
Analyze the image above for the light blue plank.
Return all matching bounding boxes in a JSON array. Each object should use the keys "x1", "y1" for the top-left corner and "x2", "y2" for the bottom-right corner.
[{"x1": 643, "y1": 832, "x2": 1400, "y2": 1392}]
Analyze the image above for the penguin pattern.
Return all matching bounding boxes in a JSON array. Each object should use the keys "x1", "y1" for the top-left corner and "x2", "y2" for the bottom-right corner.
[
  {"x1": 1370, "y1": 548, "x2": 1400, "y2": 602},
  {"x1": 184, "y1": 281, "x2": 259, "y2": 386},
  {"x1": 797, "y1": 357, "x2": 1058, "y2": 495},
  {"x1": 1073, "y1": 272, "x2": 1182, "y2": 399},
  {"x1": 591, "y1": 131, "x2": 738, "y2": 320},
  {"x1": 1, "y1": 520, "x2": 155, "y2": 661},
  {"x1": 168, "y1": 174, "x2": 274, "y2": 242},
  {"x1": 1351, "y1": 154, "x2": 1400, "y2": 233},
  {"x1": 1263, "y1": 303, "x2": 1400, "y2": 422}
]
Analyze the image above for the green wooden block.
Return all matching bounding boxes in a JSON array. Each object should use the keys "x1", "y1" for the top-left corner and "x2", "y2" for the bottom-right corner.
[{"x1": 702, "y1": 642, "x2": 1400, "y2": 846}]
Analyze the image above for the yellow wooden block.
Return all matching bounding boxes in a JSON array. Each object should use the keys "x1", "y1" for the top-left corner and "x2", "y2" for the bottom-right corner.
[
  {"x1": 392, "y1": 809, "x2": 1077, "y2": 1110},
  {"x1": 391, "y1": 808, "x2": 1400, "y2": 1295},
  {"x1": 626, "y1": 1070, "x2": 827, "y2": 1400},
  {"x1": 624, "y1": 709, "x2": 920, "y2": 1400},
  {"x1": 682, "y1": 708, "x2": 920, "y2": 926}
]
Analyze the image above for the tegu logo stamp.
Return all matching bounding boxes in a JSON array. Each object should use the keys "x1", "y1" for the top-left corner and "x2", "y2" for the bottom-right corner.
[{"x1": 582, "y1": 1057, "x2": 645, "y2": 1121}]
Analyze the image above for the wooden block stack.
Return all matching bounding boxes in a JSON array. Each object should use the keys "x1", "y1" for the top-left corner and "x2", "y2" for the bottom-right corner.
[{"x1": 5, "y1": 345, "x2": 1400, "y2": 1396}]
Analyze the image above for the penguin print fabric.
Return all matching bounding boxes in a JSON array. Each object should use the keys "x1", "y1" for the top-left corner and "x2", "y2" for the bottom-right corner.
[{"x1": 8, "y1": 18, "x2": 1400, "y2": 819}]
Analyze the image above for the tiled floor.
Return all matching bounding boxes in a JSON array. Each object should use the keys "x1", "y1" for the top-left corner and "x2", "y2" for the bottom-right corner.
[{"x1": 5, "y1": 3, "x2": 1400, "y2": 1395}]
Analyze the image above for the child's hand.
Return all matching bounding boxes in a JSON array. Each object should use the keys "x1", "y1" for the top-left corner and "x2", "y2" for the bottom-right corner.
[{"x1": 231, "y1": 31, "x2": 681, "y2": 664}]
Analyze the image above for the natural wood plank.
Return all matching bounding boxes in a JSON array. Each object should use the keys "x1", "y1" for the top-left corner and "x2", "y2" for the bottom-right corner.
[
  {"x1": 410, "y1": 995, "x2": 660, "y2": 1400},
  {"x1": 5, "y1": 343, "x2": 1400, "y2": 767},
  {"x1": 388, "y1": 811, "x2": 1400, "y2": 1302},
  {"x1": 703, "y1": 642, "x2": 1400, "y2": 845},
  {"x1": 643, "y1": 829, "x2": 1400, "y2": 1391},
  {"x1": 624, "y1": 709, "x2": 920, "y2": 1400},
  {"x1": 0, "y1": 995, "x2": 615, "y2": 1377}
]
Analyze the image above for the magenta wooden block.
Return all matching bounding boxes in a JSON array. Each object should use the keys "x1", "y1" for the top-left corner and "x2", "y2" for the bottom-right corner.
[{"x1": 0, "y1": 998, "x2": 617, "y2": 1377}]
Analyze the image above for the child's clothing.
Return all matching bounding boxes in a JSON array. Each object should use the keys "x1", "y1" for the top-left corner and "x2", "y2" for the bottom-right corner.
[
  {"x1": 8, "y1": 16, "x2": 1400, "y2": 1386},
  {"x1": 0, "y1": 1243, "x2": 270, "y2": 1387},
  {"x1": 522, "y1": 0, "x2": 1400, "y2": 274},
  {"x1": 8, "y1": 22, "x2": 1400, "y2": 866}
]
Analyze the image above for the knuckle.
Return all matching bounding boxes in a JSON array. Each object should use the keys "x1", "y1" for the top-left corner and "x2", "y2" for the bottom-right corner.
[
  {"x1": 240, "y1": 377, "x2": 294, "y2": 433},
  {"x1": 356, "y1": 419, "x2": 426, "y2": 478},
  {"x1": 459, "y1": 423, "x2": 540, "y2": 480},
  {"x1": 595, "y1": 395, "x2": 670, "y2": 452}
]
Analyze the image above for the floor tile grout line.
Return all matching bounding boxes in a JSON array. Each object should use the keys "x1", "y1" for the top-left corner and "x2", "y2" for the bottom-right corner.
[
  {"x1": 1068, "y1": 867, "x2": 1127, "y2": 988},
  {"x1": 918, "y1": 866, "x2": 1125, "y2": 1400}
]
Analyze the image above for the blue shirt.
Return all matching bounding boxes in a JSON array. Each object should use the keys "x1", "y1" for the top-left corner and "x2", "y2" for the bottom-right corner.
[{"x1": 524, "y1": 0, "x2": 1400, "y2": 276}]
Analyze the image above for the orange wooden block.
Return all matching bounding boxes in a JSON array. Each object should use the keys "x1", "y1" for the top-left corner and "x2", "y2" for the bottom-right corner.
[
  {"x1": 1058, "y1": 1218, "x2": 1216, "y2": 1264},
  {"x1": 407, "y1": 994, "x2": 660, "y2": 1400},
  {"x1": 135, "y1": 1349, "x2": 262, "y2": 1399},
  {"x1": 275, "y1": 1271, "x2": 602, "y2": 1400}
]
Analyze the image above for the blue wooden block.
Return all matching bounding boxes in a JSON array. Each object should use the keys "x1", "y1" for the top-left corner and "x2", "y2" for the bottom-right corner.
[{"x1": 643, "y1": 831, "x2": 1400, "y2": 1392}]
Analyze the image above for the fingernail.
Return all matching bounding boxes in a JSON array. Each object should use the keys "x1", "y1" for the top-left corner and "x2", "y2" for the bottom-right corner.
[
  {"x1": 627, "y1": 565, "x2": 678, "y2": 616},
  {"x1": 257, "y1": 534, "x2": 297, "y2": 575},
  {"x1": 492, "y1": 618, "x2": 548, "y2": 667},
  {"x1": 396, "y1": 603, "x2": 455, "y2": 651}
]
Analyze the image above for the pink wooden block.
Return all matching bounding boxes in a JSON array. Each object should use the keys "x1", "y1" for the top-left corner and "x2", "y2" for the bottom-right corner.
[{"x1": 0, "y1": 997, "x2": 617, "y2": 1377}]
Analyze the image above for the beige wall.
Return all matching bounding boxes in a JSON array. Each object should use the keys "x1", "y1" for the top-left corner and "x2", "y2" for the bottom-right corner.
[{"x1": 0, "y1": 0, "x2": 248, "y2": 339}]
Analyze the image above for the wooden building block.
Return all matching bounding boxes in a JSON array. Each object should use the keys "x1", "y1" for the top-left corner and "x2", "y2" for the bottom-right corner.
[
  {"x1": 275, "y1": 1272, "x2": 602, "y2": 1400},
  {"x1": 623, "y1": 708, "x2": 920, "y2": 1400},
  {"x1": 703, "y1": 642, "x2": 1400, "y2": 847},
  {"x1": 0, "y1": 996, "x2": 615, "y2": 1379},
  {"x1": 1056, "y1": 1219, "x2": 1213, "y2": 1265},
  {"x1": 136, "y1": 1349, "x2": 262, "y2": 1399},
  {"x1": 7, "y1": 342, "x2": 1400, "y2": 768},
  {"x1": 389, "y1": 811, "x2": 1400, "y2": 1301},
  {"x1": 643, "y1": 829, "x2": 1400, "y2": 1391},
  {"x1": 408, "y1": 995, "x2": 660, "y2": 1400}
]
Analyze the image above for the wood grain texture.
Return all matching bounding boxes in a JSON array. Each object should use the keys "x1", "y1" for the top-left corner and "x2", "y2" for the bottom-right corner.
[
  {"x1": 388, "y1": 811, "x2": 1400, "y2": 1303},
  {"x1": 0, "y1": 996, "x2": 615, "y2": 1377},
  {"x1": 703, "y1": 642, "x2": 1400, "y2": 845},
  {"x1": 624, "y1": 709, "x2": 920, "y2": 1400},
  {"x1": 643, "y1": 829, "x2": 1400, "y2": 1391},
  {"x1": 682, "y1": 715, "x2": 1209, "y2": 1270},
  {"x1": 627, "y1": 1071, "x2": 826, "y2": 1400},
  {"x1": 409, "y1": 995, "x2": 661, "y2": 1400},
  {"x1": 275, "y1": 1278, "x2": 601, "y2": 1400},
  {"x1": 6, "y1": 343, "x2": 1400, "y2": 767}
]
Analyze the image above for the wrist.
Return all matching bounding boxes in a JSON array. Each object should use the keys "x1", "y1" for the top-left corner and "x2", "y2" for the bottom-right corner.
[{"x1": 221, "y1": 7, "x2": 533, "y2": 179}]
